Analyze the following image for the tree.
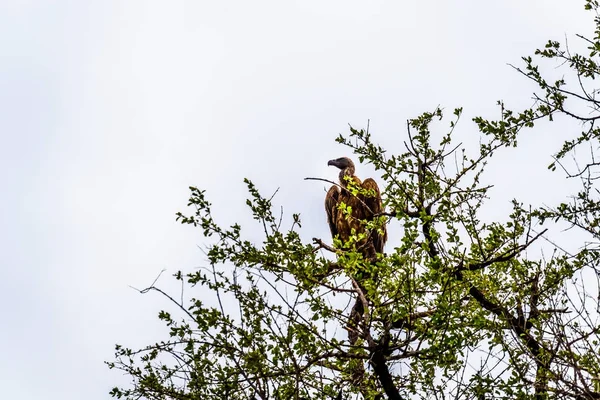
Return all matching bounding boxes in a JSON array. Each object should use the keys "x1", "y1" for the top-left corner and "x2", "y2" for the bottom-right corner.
[{"x1": 107, "y1": 2, "x2": 600, "y2": 399}]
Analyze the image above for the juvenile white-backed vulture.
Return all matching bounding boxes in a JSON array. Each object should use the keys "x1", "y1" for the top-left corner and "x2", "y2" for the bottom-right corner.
[
  {"x1": 325, "y1": 157, "x2": 387, "y2": 260},
  {"x1": 325, "y1": 157, "x2": 387, "y2": 348}
]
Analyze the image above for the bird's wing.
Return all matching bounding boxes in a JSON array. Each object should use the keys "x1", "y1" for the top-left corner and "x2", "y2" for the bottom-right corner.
[
  {"x1": 325, "y1": 186, "x2": 340, "y2": 239},
  {"x1": 361, "y1": 178, "x2": 387, "y2": 253}
]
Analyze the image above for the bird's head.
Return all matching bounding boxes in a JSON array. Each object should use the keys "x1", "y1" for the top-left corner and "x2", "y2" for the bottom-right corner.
[{"x1": 327, "y1": 157, "x2": 354, "y2": 170}]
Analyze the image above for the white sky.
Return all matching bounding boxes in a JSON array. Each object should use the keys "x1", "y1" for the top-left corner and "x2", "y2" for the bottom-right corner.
[{"x1": 0, "y1": 1, "x2": 593, "y2": 399}]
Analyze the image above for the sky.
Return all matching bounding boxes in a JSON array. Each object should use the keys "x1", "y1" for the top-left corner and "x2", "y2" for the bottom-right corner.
[{"x1": 0, "y1": 1, "x2": 594, "y2": 399}]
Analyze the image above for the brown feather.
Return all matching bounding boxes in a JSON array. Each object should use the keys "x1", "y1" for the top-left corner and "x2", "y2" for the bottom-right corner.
[
  {"x1": 325, "y1": 186, "x2": 340, "y2": 239},
  {"x1": 324, "y1": 166, "x2": 387, "y2": 259},
  {"x1": 361, "y1": 178, "x2": 387, "y2": 254}
]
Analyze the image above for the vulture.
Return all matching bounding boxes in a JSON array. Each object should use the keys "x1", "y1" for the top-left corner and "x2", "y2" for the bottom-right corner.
[
  {"x1": 325, "y1": 157, "x2": 387, "y2": 260},
  {"x1": 325, "y1": 157, "x2": 387, "y2": 348}
]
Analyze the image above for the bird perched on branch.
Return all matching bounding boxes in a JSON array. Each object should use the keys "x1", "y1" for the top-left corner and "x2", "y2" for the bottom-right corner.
[
  {"x1": 325, "y1": 157, "x2": 387, "y2": 348},
  {"x1": 325, "y1": 157, "x2": 387, "y2": 261}
]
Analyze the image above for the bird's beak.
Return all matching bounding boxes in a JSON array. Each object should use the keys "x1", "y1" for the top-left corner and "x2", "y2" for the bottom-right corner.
[{"x1": 327, "y1": 159, "x2": 337, "y2": 167}]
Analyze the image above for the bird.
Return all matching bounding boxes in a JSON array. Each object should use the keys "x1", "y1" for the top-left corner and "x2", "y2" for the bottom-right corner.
[
  {"x1": 325, "y1": 157, "x2": 387, "y2": 261},
  {"x1": 325, "y1": 157, "x2": 387, "y2": 347}
]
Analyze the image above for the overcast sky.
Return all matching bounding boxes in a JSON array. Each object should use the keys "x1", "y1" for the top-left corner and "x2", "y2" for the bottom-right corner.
[{"x1": 0, "y1": 1, "x2": 593, "y2": 399}]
